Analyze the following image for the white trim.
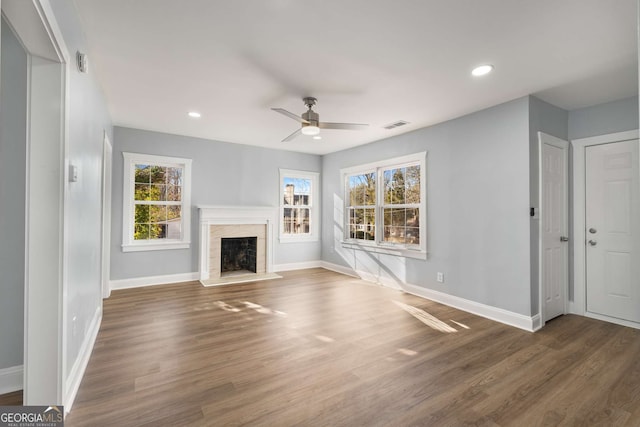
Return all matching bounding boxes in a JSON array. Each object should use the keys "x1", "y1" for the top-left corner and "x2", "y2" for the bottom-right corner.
[
  {"x1": 123, "y1": 242, "x2": 190, "y2": 252},
  {"x1": 279, "y1": 169, "x2": 320, "y2": 242},
  {"x1": 340, "y1": 151, "x2": 427, "y2": 256},
  {"x1": 401, "y1": 283, "x2": 537, "y2": 332},
  {"x1": 531, "y1": 314, "x2": 543, "y2": 332},
  {"x1": 101, "y1": 132, "x2": 112, "y2": 298},
  {"x1": 0, "y1": 365, "x2": 24, "y2": 395},
  {"x1": 198, "y1": 206, "x2": 277, "y2": 281},
  {"x1": 10, "y1": 0, "x2": 69, "y2": 405},
  {"x1": 572, "y1": 130, "x2": 639, "y2": 147},
  {"x1": 109, "y1": 272, "x2": 200, "y2": 291},
  {"x1": 340, "y1": 152, "x2": 427, "y2": 175},
  {"x1": 273, "y1": 261, "x2": 322, "y2": 272},
  {"x1": 319, "y1": 262, "x2": 537, "y2": 332},
  {"x1": 340, "y1": 241, "x2": 427, "y2": 260},
  {"x1": 64, "y1": 306, "x2": 101, "y2": 413},
  {"x1": 571, "y1": 130, "x2": 639, "y2": 322},
  {"x1": 121, "y1": 152, "x2": 192, "y2": 252},
  {"x1": 319, "y1": 261, "x2": 359, "y2": 278},
  {"x1": 537, "y1": 132, "x2": 569, "y2": 327}
]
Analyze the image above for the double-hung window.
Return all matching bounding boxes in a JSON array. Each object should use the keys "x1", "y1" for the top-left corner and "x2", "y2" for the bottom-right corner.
[
  {"x1": 279, "y1": 169, "x2": 319, "y2": 242},
  {"x1": 122, "y1": 152, "x2": 192, "y2": 252},
  {"x1": 342, "y1": 152, "x2": 426, "y2": 258},
  {"x1": 347, "y1": 171, "x2": 376, "y2": 241}
]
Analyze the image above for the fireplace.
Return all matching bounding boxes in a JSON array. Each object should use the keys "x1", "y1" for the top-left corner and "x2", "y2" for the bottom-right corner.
[
  {"x1": 221, "y1": 237, "x2": 257, "y2": 276},
  {"x1": 198, "y1": 206, "x2": 280, "y2": 286}
]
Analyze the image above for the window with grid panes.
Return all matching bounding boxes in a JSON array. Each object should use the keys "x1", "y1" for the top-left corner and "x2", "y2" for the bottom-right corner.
[
  {"x1": 122, "y1": 153, "x2": 192, "y2": 251},
  {"x1": 342, "y1": 152, "x2": 426, "y2": 258},
  {"x1": 279, "y1": 169, "x2": 319, "y2": 242}
]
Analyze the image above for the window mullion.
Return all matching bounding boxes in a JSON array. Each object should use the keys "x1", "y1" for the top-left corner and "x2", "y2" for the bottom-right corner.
[
  {"x1": 376, "y1": 167, "x2": 382, "y2": 245},
  {"x1": 135, "y1": 200, "x2": 182, "y2": 206}
]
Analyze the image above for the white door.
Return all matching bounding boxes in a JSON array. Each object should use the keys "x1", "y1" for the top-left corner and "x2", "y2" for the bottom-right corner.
[
  {"x1": 585, "y1": 140, "x2": 640, "y2": 322},
  {"x1": 540, "y1": 133, "x2": 568, "y2": 322}
]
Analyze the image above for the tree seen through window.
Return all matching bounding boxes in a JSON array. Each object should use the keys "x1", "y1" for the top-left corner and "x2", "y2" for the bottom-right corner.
[{"x1": 134, "y1": 164, "x2": 183, "y2": 240}]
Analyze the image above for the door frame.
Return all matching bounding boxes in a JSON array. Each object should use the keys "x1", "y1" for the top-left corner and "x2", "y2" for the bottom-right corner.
[
  {"x1": 101, "y1": 132, "x2": 112, "y2": 299},
  {"x1": 571, "y1": 129, "x2": 639, "y2": 329},
  {"x1": 2, "y1": 0, "x2": 70, "y2": 405},
  {"x1": 537, "y1": 132, "x2": 569, "y2": 327}
]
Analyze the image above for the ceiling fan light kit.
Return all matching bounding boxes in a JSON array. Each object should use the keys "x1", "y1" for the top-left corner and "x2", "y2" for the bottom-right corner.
[
  {"x1": 301, "y1": 125, "x2": 320, "y2": 136},
  {"x1": 271, "y1": 97, "x2": 368, "y2": 142}
]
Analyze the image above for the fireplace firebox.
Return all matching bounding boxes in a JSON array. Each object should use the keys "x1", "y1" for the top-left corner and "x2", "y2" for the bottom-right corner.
[{"x1": 220, "y1": 237, "x2": 257, "y2": 276}]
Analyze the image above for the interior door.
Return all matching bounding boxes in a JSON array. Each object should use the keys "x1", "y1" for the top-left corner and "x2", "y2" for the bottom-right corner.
[
  {"x1": 540, "y1": 133, "x2": 568, "y2": 322},
  {"x1": 585, "y1": 139, "x2": 640, "y2": 322}
]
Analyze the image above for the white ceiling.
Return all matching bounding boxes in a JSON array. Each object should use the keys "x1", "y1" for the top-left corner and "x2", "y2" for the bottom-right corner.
[{"x1": 73, "y1": 0, "x2": 638, "y2": 155}]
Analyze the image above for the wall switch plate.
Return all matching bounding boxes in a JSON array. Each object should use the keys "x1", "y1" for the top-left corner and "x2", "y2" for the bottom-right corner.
[
  {"x1": 69, "y1": 164, "x2": 79, "y2": 182},
  {"x1": 437, "y1": 272, "x2": 444, "y2": 283}
]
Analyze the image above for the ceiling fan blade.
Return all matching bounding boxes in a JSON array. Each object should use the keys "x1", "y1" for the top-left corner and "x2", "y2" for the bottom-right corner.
[
  {"x1": 319, "y1": 122, "x2": 369, "y2": 130},
  {"x1": 271, "y1": 108, "x2": 310, "y2": 124},
  {"x1": 282, "y1": 128, "x2": 302, "y2": 142}
]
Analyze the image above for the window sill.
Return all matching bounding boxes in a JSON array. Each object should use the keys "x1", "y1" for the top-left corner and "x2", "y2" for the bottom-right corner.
[
  {"x1": 122, "y1": 241, "x2": 190, "y2": 252},
  {"x1": 279, "y1": 235, "x2": 319, "y2": 244},
  {"x1": 341, "y1": 240, "x2": 427, "y2": 260}
]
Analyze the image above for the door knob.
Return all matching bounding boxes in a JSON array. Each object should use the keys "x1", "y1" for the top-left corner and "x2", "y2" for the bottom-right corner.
[
  {"x1": 588, "y1": 240, "x2": 597, "y2": 246},
  {"x1": 589, "y1": 228, "x2": 597, "y2": 234},
  {"x1": 560, "y1": 236, "x2": 569, "y2": 242}
]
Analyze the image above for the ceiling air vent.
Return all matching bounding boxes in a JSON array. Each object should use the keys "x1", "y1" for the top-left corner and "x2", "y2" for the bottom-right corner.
[{"x1": 383, "y1": 120, "x2": 409, "y2": 130}]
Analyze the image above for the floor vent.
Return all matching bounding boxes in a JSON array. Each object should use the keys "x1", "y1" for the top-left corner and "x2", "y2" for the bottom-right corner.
[{"x1": 383, "y1": 120, "x2": 409, "y2": 130}]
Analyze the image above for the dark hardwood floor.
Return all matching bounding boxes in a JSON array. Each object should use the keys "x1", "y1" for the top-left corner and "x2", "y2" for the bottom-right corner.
[
  {"x1": 0, "y1": 390, "x2": 22, "y2": 406},
  {"x1": 11, "y1": 268, "x2": 640, "y2": 426}
]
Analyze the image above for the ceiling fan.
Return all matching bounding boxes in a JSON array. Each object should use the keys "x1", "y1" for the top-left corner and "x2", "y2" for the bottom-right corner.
[{"x1": 271, "y1": 97, "x2": 368, "y2": 142}]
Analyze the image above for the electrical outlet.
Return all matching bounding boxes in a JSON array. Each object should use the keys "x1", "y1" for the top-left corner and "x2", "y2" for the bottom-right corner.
[{"x1": 437, "y1": 272, "x2": 444, "y2": 283}]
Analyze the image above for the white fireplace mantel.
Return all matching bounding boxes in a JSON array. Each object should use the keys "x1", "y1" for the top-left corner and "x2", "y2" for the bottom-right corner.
[{"x1": 198, "y1": 206, "x2": 277, "y2": 281}]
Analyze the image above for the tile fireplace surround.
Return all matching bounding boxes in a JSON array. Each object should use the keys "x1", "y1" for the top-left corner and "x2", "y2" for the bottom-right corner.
[{"x1": 198, "y1": 206, "x2": 279, "y2": 286}]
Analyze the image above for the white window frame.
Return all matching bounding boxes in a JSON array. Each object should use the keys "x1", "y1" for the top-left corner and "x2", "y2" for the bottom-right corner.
[
  {"x1": 122, "y1": 152, "x2": 192, "y2": 252},
  {"x1": 279, "y1": 169, "x2": 319, "y2": 243},
  {"x1": 341, "y1": 152, "x2": 427, "y2": 259}
]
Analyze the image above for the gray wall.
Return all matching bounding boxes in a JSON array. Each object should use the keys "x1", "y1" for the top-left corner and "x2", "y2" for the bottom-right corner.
[
  {"x1": 568, "y1": 95, "x2": 638, "y2": 140},
  {"x1": 322, "y1": 97, "x2": 533, "y2": 316},
  {"x1": 528, "y1": 97, "x2": 568, "y2": 315},
  {"x1": 50, "y1": 0, "x2": 114, "y2": 377},
  {"x1": 0, "y1": 18, "x2": 27, "y2": 370},
  {"x1": 111, "y1": 127, "x2": 322, "y2": 280}
]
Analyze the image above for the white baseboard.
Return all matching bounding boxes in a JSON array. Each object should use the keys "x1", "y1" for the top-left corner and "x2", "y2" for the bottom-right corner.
[
  {"x1": 109, "y1": 272, "x2": 199, "y2": 291},
  {"x1": 273, "y1": 261, "x2": 322, "y2": 272},
  {"x1": 399, "y1": 283, "x2": 537, "y2": 332},
  {"x1": 319, "y1": 261, "x2": 537, "y2": 332},
  {"x1": 0, "y1": 365, "x2": 23, "y2": 394},
  {"x1": 64, "y1": 305, "x2": 102, "y2": 413},
  {"x1": 531, "y1": 314, "x2": 542, "y2": 331},
  {"x1": 319, "y1": 261, "x2": 359, "y2": 278}
]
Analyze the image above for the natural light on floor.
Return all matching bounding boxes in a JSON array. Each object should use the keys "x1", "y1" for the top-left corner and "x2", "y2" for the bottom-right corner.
[
  {"x1": 314, "y1": 335, "x2": 335, "y2": 343},
  {"x1": 195, "y1": 300, "x2": 288, "y2": 318},
  {"x1": 392, "y1": 300, "x2": 459, "y2": 333},
  {"x1": 450, "y1": 319, "x2": 470, "y2": 329}
]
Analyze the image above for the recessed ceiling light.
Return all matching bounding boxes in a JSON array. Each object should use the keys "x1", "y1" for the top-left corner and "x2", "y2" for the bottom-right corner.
[
  {"x1": 313, "y1": 135, "x2": 322, "y2": 140},
  {"x1": 471, "y1": 64, "x2": 494, "y2": 76},
  {"x1": 188, "y1": 111, "x2": 201, "y2": 118}
]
